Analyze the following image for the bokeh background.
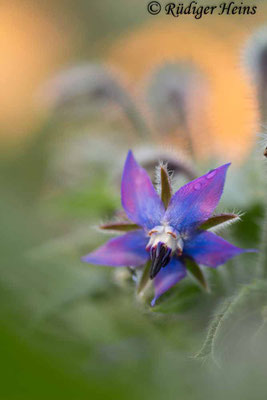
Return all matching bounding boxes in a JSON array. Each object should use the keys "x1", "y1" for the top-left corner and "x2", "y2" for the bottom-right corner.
[{"x1": 1, "y1": 1, "x2": 267, "y2": 399}]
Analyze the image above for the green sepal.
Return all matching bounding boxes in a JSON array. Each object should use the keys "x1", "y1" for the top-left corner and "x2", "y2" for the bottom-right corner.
[
  {"x1": 100, "y1": 222, "x2": 141, "y2": 232},
  {"x1": 185, "y1": 257, "x2": 209, "y2": 291},
  {"x1": 160, "y1": 165, "x2": 172, "y2": 209},
  {"x1": 199, "y1": 213, "x2": 239, "y2": 231},
  {"x1": 137, "y1": 261, "x2": 151, "y2": 294}
]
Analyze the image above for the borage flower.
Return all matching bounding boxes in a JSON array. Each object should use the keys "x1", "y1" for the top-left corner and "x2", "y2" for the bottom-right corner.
[{"x1": 82, "y1": 151, "x2": 255, "y2": 306}]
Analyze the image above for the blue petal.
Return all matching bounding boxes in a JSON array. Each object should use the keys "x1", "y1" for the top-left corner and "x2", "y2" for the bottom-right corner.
[
  {"x1": 151, "y1": 257, "x2": 187, "y2": 306},
  {"x1": 82, "y1": 230, "x2": 149, "y2": 267},
  {"x1": 163, "y1": 163, "x2": 230, "y2": 233},
  {"x1": 184, "y1": 230, "x2": 255, "y2": 268},
  {"x1": 121, "y1": 151, "x2": 165, "y2": 230}
]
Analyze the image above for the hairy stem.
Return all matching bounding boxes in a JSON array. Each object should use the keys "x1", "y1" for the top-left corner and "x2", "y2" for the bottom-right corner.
[{"x1": 257, "y1": 204, "x2": 267, "y2": 279}]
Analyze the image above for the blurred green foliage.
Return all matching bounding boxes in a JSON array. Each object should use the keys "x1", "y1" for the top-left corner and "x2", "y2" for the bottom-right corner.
[{"x1": 1, "y1": 116, "x2": 267, "y2": 400}]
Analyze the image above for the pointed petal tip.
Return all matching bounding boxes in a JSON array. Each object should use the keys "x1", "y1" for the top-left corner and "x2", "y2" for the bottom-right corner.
[
  {"x1": 212, "y1": 162, "x2": 231, "y2": 173},
  {"x1": 234, "y1": 247, "x2": 258, "y2": 255},
  {"x1": 215, "y1": 162, "x2": 231, "y2": 172},
  {"x1": 81, "y1": 231, "x2": 149, "y2": 267},
  {"x1": 80, "y1": 254, "x2": 97, "y2": 264},
  {"x1": 151, "y1": 297, "x2": 157, "y2": 307},
  {"x1": 151, "y1": 258, "x2": 187, "y2": 305},
  {"x1": 245, "y1": 248, "x2": 258, "y2": 253},
  {"x1": 126, "y1": 149, "x2": 134, "y2": 161},
  {"x1": 184, "y1": 231, "x2": 256, "y2": 268},
  {"x1": 123, "y1": 150, "x2": 135, "y2": 170},
  {"x1": 81, "y1": 254, "x2": 88, "y2": 262}
]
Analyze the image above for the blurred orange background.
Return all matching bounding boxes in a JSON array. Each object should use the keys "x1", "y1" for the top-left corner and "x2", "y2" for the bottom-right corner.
[{"x1": 1, "y1": 0, "x2": 267, "y2": 160}]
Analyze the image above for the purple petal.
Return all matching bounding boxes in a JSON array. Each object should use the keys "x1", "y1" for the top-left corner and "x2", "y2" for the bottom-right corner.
[
  {"x1": 163, "y1": 164, "x2": 231, "y2": 233},
  {"x1": 151, "y1": 257, "x2": 187, "y2": 306},
  {"x1": 121, "y1": 151, "x2": 165, "y2": 230},
  {"x1": 184, "y1": 230, "x2": 255, "y2": 268},
  {"x1": 82, "y1": 230, "x2": 149, "y2": 267}
]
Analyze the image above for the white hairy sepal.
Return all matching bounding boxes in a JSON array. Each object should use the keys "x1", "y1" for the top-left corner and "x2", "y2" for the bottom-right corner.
[
  {"x1": 155, "y1": 162, "x2": 174, "y2": 196},
  {"x1": 208, "y1": 211, "x2": 243, "y2": 233}
]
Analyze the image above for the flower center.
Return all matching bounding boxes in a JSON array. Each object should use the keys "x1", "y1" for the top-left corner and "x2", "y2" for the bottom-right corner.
[{"x1": 146, "y1": 226, "x2": 184, "y2": 279}]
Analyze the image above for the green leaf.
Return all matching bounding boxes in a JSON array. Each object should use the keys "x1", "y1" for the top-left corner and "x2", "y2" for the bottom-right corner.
[
  {"x1": 199, "y1": 213, "x2": 239, "y2": 231},
  {"x1": 160, "y1": 165, "x2": 172, "y2": 209},
  {"x1": 185, "y1": 258, "x2": 209, "y2": 291},
  {"x1": 195, "y1": 280, "x2": 267, "y2": 365},
  {"x1": 194, "y1": 298, "x2": 232, "y2": 362},
  {"x1": 137, "y1": 261, "x2": 151, "y2": 294},
  {"x1": 100, "y1": 222, "x2": 141, "y2": 232}
]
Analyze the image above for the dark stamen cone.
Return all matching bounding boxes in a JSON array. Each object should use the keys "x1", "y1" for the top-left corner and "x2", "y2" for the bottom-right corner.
[{"x1": 150, "y1": 243, "x2": 172, "y2": 279}]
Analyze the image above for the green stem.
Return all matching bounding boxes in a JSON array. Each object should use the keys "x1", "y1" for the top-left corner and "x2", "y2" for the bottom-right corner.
[{"x1": 257, "y1": 204, "x2": 267, "y2": 279}]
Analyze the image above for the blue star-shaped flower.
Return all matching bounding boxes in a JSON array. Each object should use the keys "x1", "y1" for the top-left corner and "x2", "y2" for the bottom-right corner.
[{"x1": 82, "y1": 151, "x2": 255, "y2": 306}]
